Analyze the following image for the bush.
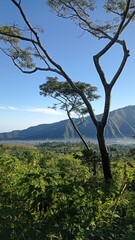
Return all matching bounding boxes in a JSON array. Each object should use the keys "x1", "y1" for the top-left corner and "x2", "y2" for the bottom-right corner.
[{"x1": 0, "y1": 144, "x2": 135, "y2": 239}]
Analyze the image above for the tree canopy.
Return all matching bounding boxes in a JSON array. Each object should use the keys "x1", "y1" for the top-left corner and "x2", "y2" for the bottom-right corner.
[
  {"x1": 40, "y1": 77, "x2": 99, "y2": 115},
  {"x1": 40, "y1": 77, "x2": 100, "y2": 150}
]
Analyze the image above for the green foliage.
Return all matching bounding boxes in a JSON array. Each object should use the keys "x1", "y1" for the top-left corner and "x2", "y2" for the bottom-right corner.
[
  {"x1": 0, "y1": 25, "x2": 40, "y2": 70},
  {"x1": 39, "y1": 76, "x2": 99, "y2": 114},
  {"x1": 39, "y1": 77, "x2": 99, "y2": 149},
  {"x1": 40, "y1": 77, "x2": 99, "y2": 98},
  {"x1": 47, "y1": 0, "x2": 135, "y2": 37},
  {"x1": 0, "y1": 25, "x2": 20, "y2": 44},
  {"x1": 0, "y1": 26, "x2": 36, "y2": 69},
  {"x1": 0, "y1": 142, "x2": 135, "y2": 239}
]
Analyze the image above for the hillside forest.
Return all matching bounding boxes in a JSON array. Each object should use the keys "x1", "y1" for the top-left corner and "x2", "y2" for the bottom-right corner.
[{"x1": 1, "y1": 141, "x2": 135, "y2": 239}]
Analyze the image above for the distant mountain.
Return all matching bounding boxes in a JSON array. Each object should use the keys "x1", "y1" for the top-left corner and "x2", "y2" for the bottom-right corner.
[{"x1": 0, "y1": 105, "x2": 135, "y2": 141}]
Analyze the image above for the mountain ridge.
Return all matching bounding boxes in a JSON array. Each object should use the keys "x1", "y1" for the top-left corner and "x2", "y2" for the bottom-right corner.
[{"x1": 0, "y1": 105, "x2": 135, "y2": 140}]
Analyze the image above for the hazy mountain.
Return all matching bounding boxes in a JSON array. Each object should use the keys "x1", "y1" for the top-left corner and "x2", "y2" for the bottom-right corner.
[{"x1": 0, "y1": 105, "x2": 135, "y2": 141}]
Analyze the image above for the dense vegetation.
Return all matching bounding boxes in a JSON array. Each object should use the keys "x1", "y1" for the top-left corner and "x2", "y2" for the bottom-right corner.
[{"x1": 0, "y1": 142, "x2": 135, "y2": 239}]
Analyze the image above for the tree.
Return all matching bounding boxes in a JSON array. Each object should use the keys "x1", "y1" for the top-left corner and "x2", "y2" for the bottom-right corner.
[
  {"x1": 39, "y1": 76, "x2": 99, "y2": 151},
  {"x1": 0, "y1": 0, "x2": 135, "y2": 180}
]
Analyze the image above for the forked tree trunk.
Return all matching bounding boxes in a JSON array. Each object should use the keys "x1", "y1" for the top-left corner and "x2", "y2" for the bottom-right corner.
[{"x1": 97, "y1": 125, "x2": 112, "y2": 180}]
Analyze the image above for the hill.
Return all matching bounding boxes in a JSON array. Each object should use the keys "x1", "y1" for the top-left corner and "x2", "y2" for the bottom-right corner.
[{"x1": 0, "y1": 105, "x2": 135, "y2": 140}]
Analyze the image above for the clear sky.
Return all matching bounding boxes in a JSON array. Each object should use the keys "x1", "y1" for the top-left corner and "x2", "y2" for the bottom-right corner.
[{"x1": 0, "y1": 0, "x2": 135, "y2": 133}]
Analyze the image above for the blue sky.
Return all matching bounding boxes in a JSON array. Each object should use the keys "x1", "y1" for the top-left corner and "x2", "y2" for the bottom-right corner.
[{"x1": 0, "y1": 0, "x2": 135, "y2": 132}]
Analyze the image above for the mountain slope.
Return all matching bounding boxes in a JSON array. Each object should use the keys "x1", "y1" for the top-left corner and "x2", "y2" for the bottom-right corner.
[{"x1": 0, "y1": 105, "x2": 135, "y2": 140}]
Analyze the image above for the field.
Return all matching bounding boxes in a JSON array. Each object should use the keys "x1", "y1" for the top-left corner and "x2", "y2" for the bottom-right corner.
[{"x1": 0, "y1": 141, "x2": 135, "y2": 239}]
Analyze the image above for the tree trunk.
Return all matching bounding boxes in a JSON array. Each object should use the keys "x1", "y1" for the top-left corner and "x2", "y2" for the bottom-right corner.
[
  {"x1": 97, "y1": 125, "x2": 112, "y2": 180},
  {"x1": 67, "y1": 111, "x2": 90, "y2": 151}
]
